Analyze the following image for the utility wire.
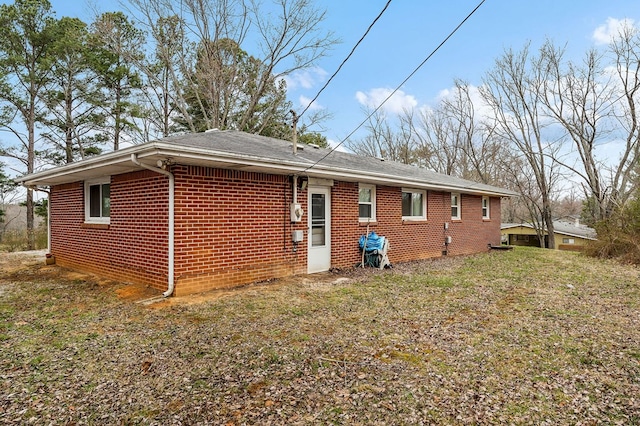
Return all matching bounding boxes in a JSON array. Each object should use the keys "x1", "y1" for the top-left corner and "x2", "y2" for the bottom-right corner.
[
  {"x1": 303, "y1": 0, "x2": 487, "y2": 173},
  {"x1": 298, "y1": 0, "x2": 393, "y2": 120}
]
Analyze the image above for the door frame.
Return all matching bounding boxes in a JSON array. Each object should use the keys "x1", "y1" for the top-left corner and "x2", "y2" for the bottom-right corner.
[{"x1": 307, "y1": 185, "x2": 331, "y2": 273}]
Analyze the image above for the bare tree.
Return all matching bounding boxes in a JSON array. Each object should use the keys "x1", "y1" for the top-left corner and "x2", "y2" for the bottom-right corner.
[
  {"x1": 553, "y1": 188, "x2": 585, "y2": 221},
  {"x1": 349, "y1": 81, "x2": 511, "y2": 191},
  {"x1": 537, "y1": 40, "x2": 620, "y2": 222},
  {"x1": 433, "y1": 80, "x2": 505, "y2": 184},
  {"x1": 122, "y1": 0, "x2": 337, "y2": 136},
  {"x1": 607, "y1": 24, "x2": 640, "y2": 212},
  {"x1": 346, "y1": 108, "x2": 415, "y2": 163},
  {"x1": 410, "y1": 104, "x2": 462, "y2": 175},
  {"x1": 480, "y1": 45, "x2": 558, "y2": 248}
]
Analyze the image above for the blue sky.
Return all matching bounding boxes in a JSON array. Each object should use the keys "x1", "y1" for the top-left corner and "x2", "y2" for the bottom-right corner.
[
  {"x1": 302, "y1": 0, "x2": 640, "y2": 145},
  {"x1": 23, "y1": 0, "x2": 640, "y2": 146}
]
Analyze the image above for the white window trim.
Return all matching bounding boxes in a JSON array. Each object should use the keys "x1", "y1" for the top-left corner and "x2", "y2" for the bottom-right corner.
[
  {"x1": 84, "y1": 177, "x2": 111, "y2": 224},
  {"x1": 451, "y1": 192, "x2": 461, "y2": 220},
  {"x1": 402, "y1": 188, "x2": 427, "y2": 221},
  {"x1": 358, "y1": 183, "x2": 376, "y2": 222},
  {"x1": 482, "y1": 196, "x2": 490, "y2": 219}
]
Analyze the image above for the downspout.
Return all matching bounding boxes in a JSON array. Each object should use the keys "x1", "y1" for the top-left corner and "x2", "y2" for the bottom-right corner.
[
  {"x1": 131, "y1": 154, "x2": 175, "y2": 297},
  {"x1": 47, "y1": 190, "x2": 51, "y2": 253}
]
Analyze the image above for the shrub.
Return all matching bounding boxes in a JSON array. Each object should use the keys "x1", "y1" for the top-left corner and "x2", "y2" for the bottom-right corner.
[
  {"x1": 586, "y1": 197, "x2": 640, "y2": 264},
  {"x1": 0, "y1": 227, "x2": 48, "y2": 252}
]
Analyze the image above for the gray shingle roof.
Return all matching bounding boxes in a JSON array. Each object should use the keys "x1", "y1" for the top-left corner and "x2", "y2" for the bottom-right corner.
[
  {"x1": 501, "y1": 221, "x2": 597, "y2": 240},
  {"x1": 17, "y1": 130, "x2": 517, "y2": 197},
  {"x1": 159, "y1": 130, "x2": 516, "y2": 196}
]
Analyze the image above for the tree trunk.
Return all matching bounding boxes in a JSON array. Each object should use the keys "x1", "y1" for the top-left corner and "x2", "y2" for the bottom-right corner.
[
  {"x1": 65, "y1": 85, "x2": 74, "y2": 163},
  {"x1": 27, "y1": 88, "x2": 36, "y2": 250}
]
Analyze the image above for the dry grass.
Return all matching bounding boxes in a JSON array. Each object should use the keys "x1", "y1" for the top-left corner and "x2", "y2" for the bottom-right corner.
[{"x1": 1, "y1": 248, "x2": 639, "y2": 424}]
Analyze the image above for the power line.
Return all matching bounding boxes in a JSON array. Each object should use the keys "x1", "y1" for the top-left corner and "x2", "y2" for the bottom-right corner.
[
  {"x1": 303, "y1": 0, "x2": 487, "y2": 173},
  {"x1": 298, "y1": 0, "x2": 393, "y2": 120}
]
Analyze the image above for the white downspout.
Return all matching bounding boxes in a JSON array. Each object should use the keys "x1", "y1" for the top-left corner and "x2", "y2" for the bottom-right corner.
[
  {"x1": 131, "y1": 154, "x2": 175, "y2": 297},
  {"x1": 47, "y1": 191, "x2": 51, "y2": 253}
]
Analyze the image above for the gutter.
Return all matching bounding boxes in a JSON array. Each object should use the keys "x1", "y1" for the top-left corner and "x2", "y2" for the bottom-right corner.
[
  {"x1": 18, "y1": 142, "x2": 517, "y2": 198},
  {"x1": 131, "y1": 154, "x2": 175, "y2": 297}
]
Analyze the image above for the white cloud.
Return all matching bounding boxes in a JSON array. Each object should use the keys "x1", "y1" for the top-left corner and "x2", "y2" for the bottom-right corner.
[
  {"x1": 354, "y1": 88, "x2": 418, "y2": 114},
  {"x1": 592, "y1": 17, "x2": 635, "y2": 45},
  {"x1": 298, "y1": 95, "x2": 322, "y2": 111},
  {"x1": 281, "y1": 67, "x2": 328, "y2": 91},
  {"x1": 327, "y1": 138, "x2": 349, "y2": 153},
  {"x1": 436, "y1": 88, "x2": 451, "y2": 99}
]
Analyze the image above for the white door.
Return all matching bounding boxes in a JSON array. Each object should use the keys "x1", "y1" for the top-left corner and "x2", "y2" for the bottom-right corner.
[{"x1": 308, "y1": 186, "x2": 331, "y2": 273}]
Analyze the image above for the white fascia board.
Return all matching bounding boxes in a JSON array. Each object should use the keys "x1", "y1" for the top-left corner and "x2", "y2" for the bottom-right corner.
[
  {"x1": 16, "y1": 144, "x2": 155, "y2": 186},
  {"x1": 137, "y1": 144, "x2": 517, "y2": 197},
  {"x1": 553, "y1": 230, "x2": 597, "y2": 240},
  {"x1": 299, "y1": 167, "x2": 515, "y2": 197}
]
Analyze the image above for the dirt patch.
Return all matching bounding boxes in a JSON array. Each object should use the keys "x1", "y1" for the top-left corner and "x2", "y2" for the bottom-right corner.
[
  {"x1": 0, "y1": 250, "x2": 160, "y2": 302},
  {"x1": 0, "y1": 251, "x2": 391, "y2": 306},
  {"x1": 0, "y1": 249, "x2": 47, "y2": 274},
  {"x1": 0, "y1": 250, "x2": 468, "y2": 307},
  {"x1": 115, "y1": 283, "x2": 162, "y2": 301},
  {"x1": 147, "y1": 271, "x2": 365, "y2": 308}
]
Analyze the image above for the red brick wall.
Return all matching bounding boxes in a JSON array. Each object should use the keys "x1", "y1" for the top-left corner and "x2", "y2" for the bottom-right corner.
[
  {"x1": 49, "y1": 171, "x2": 170, "y2": 290},
  {"x1": 328, "y1": 182, "x2": 501, "y2": 268},
  {"x1": 50, "y1": 166, "x2": 501, "y2": 295},
  {"x1": 172, "y1": 166, "x2": 306, "y2": 295}
]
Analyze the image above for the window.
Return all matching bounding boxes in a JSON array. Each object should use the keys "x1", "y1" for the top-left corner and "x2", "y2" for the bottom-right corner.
[
  {"x1": 85, "y1": 178, "x2": 111, "y2": 223},
  {"x1": 311, "y1": 193, "x2": 326, "y2": 246},
  {"x1": 451, "y1": 193, "x2": 461, "y2": 220},
  {"x1": 402, "y1": 188, "x2": 426, "y2": 220},
  {"x1": 358, "y1": 184, "x2": 376, "y2": 221},
  {"x1": 482, "y1": 196, "x2": 490, "y2": 219},
  {"x1": 562, "y1": 238, "x2": 575, "y2": 244}
]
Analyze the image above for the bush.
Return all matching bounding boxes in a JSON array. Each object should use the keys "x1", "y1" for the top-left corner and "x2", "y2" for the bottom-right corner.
[{"x1": 585, "y1": 197, "x2": 640, "y2": 264}]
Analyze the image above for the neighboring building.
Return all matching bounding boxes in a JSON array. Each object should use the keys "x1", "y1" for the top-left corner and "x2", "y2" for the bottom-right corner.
[
  {"x1": 501, "y1": 221, "x2": 597, "y2": 251},
  {"x1": 18, "y1": 130, "x2": 515, "y2": 296}
]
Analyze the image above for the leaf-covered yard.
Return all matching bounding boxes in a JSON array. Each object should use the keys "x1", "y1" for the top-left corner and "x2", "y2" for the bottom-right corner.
[{"x1": 1, "y1": 248, "x2": 639, "y2": 424}]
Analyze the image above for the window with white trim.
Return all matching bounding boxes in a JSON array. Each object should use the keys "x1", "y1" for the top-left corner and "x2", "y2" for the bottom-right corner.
[
  {"x1": 358, "y1": 183, "x2": 376, "y2": 221},
  {"x1": 482, "y1": 196, "x2": 490, "y2": 219},
  {"x1": 562, "y1": 238, "x2": 575, "y2": 244},
  {"x1": 451, "y1": 193, "x2": 461, "y2": 220},
  {"x1": 85, "y1": 178, "x2": 111, "y2": 223},
  {"x1": 402, "y1": 188, "x2": 426, "y2": 220}
]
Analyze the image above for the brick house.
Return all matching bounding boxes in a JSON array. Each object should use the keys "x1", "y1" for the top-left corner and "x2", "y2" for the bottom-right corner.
[{"x1": 18, "y1": 130, "x2": 515, "y2": 296}]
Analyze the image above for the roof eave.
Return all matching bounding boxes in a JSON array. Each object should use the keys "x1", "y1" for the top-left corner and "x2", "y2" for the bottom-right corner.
[
  {"x1": 500, "y1": 224, "x2": 597, "y2": 240},
  {"x1": 17, "y1": 142, "x2": 517, "y2": 197},
  {"x1": 16, "y1": 143, "x2": 158, "y2": 186}
]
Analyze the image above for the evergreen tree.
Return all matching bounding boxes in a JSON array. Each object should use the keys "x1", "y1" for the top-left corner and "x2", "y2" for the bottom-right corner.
[
  {"x1": 0, "y1": 0, "x2": 58, "y2": 249},
  {"x1": 176, "y1": 38, "x2": 292, "y2": 136},
  {"x1": 41, "y1": 16, "x2": 106, "y2": 164},
  {"x1": 89, "y1": 12, "x2": 145, "y2": 150}
]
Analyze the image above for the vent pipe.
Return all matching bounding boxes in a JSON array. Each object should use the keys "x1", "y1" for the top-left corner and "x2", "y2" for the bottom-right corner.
[{"x1": 290, "y1": 109, "x2": 298, "y2": 155}]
